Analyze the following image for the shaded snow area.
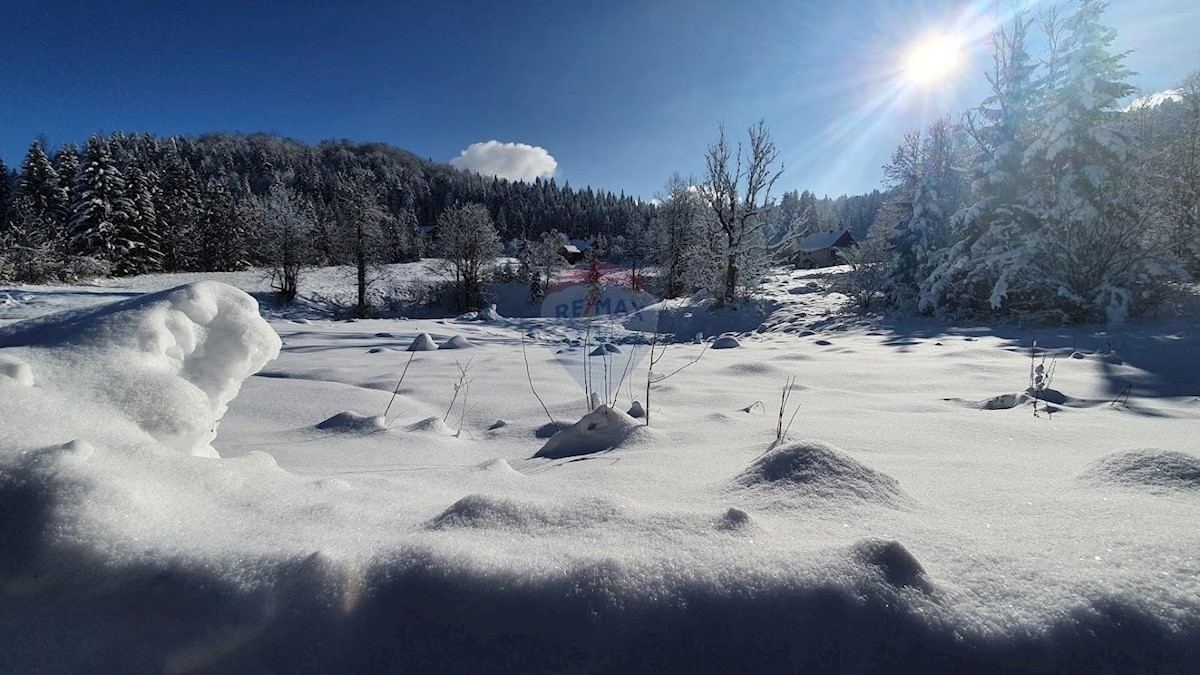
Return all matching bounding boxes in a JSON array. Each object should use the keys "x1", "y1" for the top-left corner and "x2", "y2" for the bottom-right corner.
[{"x1": 2, "y1": 270, "x2": 1200, "y2": 672}]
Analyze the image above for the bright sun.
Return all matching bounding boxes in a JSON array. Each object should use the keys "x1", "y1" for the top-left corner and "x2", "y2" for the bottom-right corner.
[{"x1": 905, "y1": 32, "x2": 963, "y2": 84}]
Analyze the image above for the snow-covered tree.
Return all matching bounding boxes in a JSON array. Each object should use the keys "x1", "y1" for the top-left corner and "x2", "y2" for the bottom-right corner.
[
  {"x1": 14, "y1": 142, "x2": 69, "y2": 251},
  {"x1": 0, "y1": 154, "x2": 12, "y2": 226},
  {"x1": 702, "y1": 120, "x2": 785, "y2": 305},
  {"x1": 436, "y1": 202, "x2": 501, "y2": 311},
  {"x1": 69, "y1": 135, "x2": 135, "y2": 264},
  {"x1": 248, "y1": 182, "x2": 316, "y2": 303},
  {"x1": 112, "y1": 164, "x2": 163, "y2": 276},
  {"x1": 195, "y1": 178, "x2": 248, "y2": 272},
  {"x1": 650, "y1": 173, "x2": 704, "y2": 298},
  {"x1": 922, "y1": 12, "x2": 1040, "y2": 315},
  {"x1": 330, "y1": 175, "x2": 388, "y2": 317},
  {"x1": 1019, "y1": 0, "x2": 1158, "y2": 321},
  {"x1": 882, "y1": 120, "x2": 969, "y2": 308},
  {"x1": 157, "y1": 146, "x2": 201, "y2": 272}
]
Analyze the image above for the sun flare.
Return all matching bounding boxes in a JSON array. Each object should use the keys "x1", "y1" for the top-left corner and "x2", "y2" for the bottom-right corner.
[{"x1": 905, "y1": 32, "x2": 963, "y2": 84}]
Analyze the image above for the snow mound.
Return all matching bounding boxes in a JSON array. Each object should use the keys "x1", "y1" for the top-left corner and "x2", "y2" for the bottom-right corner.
[
  {"x1": 716, "y1": 506, "x2": 757, "y2": 532},
  {"x1": 734, "y1": 440, "x2": 910, "y2": 507},
  {"x1": 982, "y1": 392, "x2": 1030, "y2": 410},
  {"x1": 439, "y1": 335, "x2": 473, "y2": 349},
  {"x1": 407, "y1": 416, "x2": 456, "y2": 434},
  {"x1": 477, "y1": 304, "x2": 503, "y2": 322},
  {"x1": 0, "y1": 281, "x2": 280, "y2": 457},
  {"x1": 588, "y1": 343, "x2": 621, "y2": 356},
  {"x1": 407, "y1": 333, "x2": 438, "y2": 351},
  {"x1": 627, "y1": 401, "x2": 646, "y2": 419},
  {"x1": 0, "y1": 354, "x2": 34, "y2": 386},
  {"x1": 850, "y1": 539, "x2": 933, "y2": 593},
  {"x1": 475, "y1": 458, "x2": 519, "y2": 474},
  {"x1": 712, "y1": 336, "x2": 741, "y2": 349},
  {"x1": 534, "y1": 406, "x2": 642, "y2": 459},
  {"x1": 1079, "y1": 449, "x2": 1200, "y2": 492},
  {"x1": 426, "y1": 494, "x2": 621, "y2": 531},
  {"x1": 368, "y1": 347, "x2": 391, "y2": 354},
  {"x1": 316, "y1": 411, "x2": 386, "y2": 432}
]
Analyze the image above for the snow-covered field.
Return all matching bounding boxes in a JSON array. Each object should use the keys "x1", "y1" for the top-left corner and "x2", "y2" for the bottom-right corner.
[{"x1": 3, "y1": 265, "x2": 1200, "y2": 672}]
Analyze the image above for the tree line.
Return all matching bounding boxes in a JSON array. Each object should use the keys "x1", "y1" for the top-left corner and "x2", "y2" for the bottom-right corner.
[{"x1": 0, "y1": 132, "x2": 654, "y2": 284}]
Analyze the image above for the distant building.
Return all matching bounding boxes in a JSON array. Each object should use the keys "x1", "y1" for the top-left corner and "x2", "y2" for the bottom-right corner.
[
  {"x1": 558, "y1": 239, "x2": 592, "y2": 264},
  {"x1": 791, "y1": 230, "x2": 857, "y2": 268}
]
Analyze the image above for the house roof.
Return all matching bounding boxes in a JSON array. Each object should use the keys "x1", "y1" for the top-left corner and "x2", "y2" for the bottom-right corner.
[
  {"x1": 796, "y1": 230, "x2": 854, "y2": 253},
  {"x1": 560, "y1": 244, "x2": 582, "y2": 255},
  {"x1": 568, "y1": 239, "x2": 592, "y2": 251}
]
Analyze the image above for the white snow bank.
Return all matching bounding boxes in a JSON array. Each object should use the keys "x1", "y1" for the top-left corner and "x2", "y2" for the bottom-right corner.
[{"x1": 0, "y1": 281, "x2": 280, "y2": 457}]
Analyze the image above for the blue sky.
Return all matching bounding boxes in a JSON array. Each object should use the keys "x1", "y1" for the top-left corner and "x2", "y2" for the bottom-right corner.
[{"x1": 2, "y1": 0, "x2": 1198, "y2": 199}]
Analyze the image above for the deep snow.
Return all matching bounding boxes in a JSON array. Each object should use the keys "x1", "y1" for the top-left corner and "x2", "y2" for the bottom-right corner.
[{"x1": 2, "y1": 264, "x2": 1200, "y2": 672}]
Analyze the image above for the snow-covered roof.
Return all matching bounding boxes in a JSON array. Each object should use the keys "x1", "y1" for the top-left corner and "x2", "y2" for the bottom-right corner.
[
  {"x1": 568, "y1": 239, "x2": 592, "y2": 251},
  {"x1": 560, "y1": 244, "x2": 582, "y2": 255},
  {"x1": 796, "y1": 230, "x2": 854, "y2": 253}
]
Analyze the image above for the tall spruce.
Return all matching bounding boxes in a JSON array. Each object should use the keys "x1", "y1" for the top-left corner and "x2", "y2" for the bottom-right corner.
[
  {"x1": 115, "y1": 164, "x2": 163, "y2": 275},
  {"x1": 1022, "y1": 0, "x2": 1149, "y2": 321},
  {"x1": 158, "y1": 146, "x2": 201, "y2": 271},
  {"x1": 922, "y1": 12, "x2": 1040, "y2": 315},
  {"x1": 70, "y1": 135, "x2": 135, "y2": 264},
  {"x1": 16, "y1": 141, "x2": 69, "y2": 246}
]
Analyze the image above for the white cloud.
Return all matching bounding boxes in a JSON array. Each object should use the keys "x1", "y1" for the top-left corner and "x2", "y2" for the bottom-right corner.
[{"x1": 449, "y1": 140, "x2": 558, "y2": 182}]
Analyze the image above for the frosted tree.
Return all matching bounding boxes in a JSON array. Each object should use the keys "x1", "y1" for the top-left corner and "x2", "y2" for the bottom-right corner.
[
  {"x1": 882, "y1": 120, "x2": 968, "y2": 308},
  {"x1": 1020, "y1": 0, "x2": 1160, "y2": 321},
  {"x1": 0, "y1": 154, "x2": 11, "y2": 226},
  {"x1": 702, "y1": 120, "x2": 785, "y2": 305},
  {"x1": 157, "y1": 146, "x2": 201, "y2": 272},
  {"x1": 651, "y1": 173, "x2": 704, "y2": 298},
  {"x1": 195, "y1": 178, "x2": 248, "y2": 272},
  {"x1": 248, "y1": 182, "x2": 316, "y2": 303},
  {"x1": 436, "y1": 202, "x2": 501, "y2": 311},
  {"x1": 922, "y1": 12, "x2": 1040, "y2": 315},
  {"x1": 54, "y1": 144, "x2": 80, "y2": 210},
  {"x1": 69, "y1": 135, "x2": 135, "y2": 264},
  {"x1": 112, "y1": 164, "x2": 163, "y2": 276},
  {"x1": 330, "y1": 175, "x2": 388, "y2": 317},
  {"x1": 385, "y1": 205, "x2": 423, "y2": 263},
  {"x1": 1159, "y1": 70, "x2": 1200, "y2": 274},
  {"x1": 15, "y1": 142, "x2": 69, "y2": 250}
]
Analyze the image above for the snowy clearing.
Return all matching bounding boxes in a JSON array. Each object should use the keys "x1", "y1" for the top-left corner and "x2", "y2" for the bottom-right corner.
[{"x1": 2, "y1": 265, "x2": 1199, "y2": 672}]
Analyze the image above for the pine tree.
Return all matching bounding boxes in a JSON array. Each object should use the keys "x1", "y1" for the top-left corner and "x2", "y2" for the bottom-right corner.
[
  {"x1": 114, "y1": 165, "x2": 163, "y2": 275},
  {"x1": 882, "y1": 121, "x2": 967, "y2": 308},
  {"x1": 16, "y1": 141, "x2": 69, "y2": 239},
  {"x1": 1021, "y1": 0, "x2": 1151, "y2": 321},
  {"x1": 922, "y1": 12, "x2": 1040, "y2": 315},
  {"x1": 195, "y1": 179, "x2": 248, "y2": 271},
  {"x1": 69, "y1": 135, "x2": 136, "y2": 264},
  {"x1": 55, "y1": 144, "x2": 80, "y2": 208},
  {"x1": 0, "y1": 154, "x2": 11, "y2": 227},
  {"x1": 158, "y1": 146, "x2": 201, "y2": 271}
]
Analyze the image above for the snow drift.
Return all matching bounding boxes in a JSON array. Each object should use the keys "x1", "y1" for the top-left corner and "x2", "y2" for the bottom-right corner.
[
  {"x1": 0, "y1": 281, "x2": 280, "y2": 457},
  {"x1": 1079, "y1": 449, "x2": 1200, "y2": 492}
]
